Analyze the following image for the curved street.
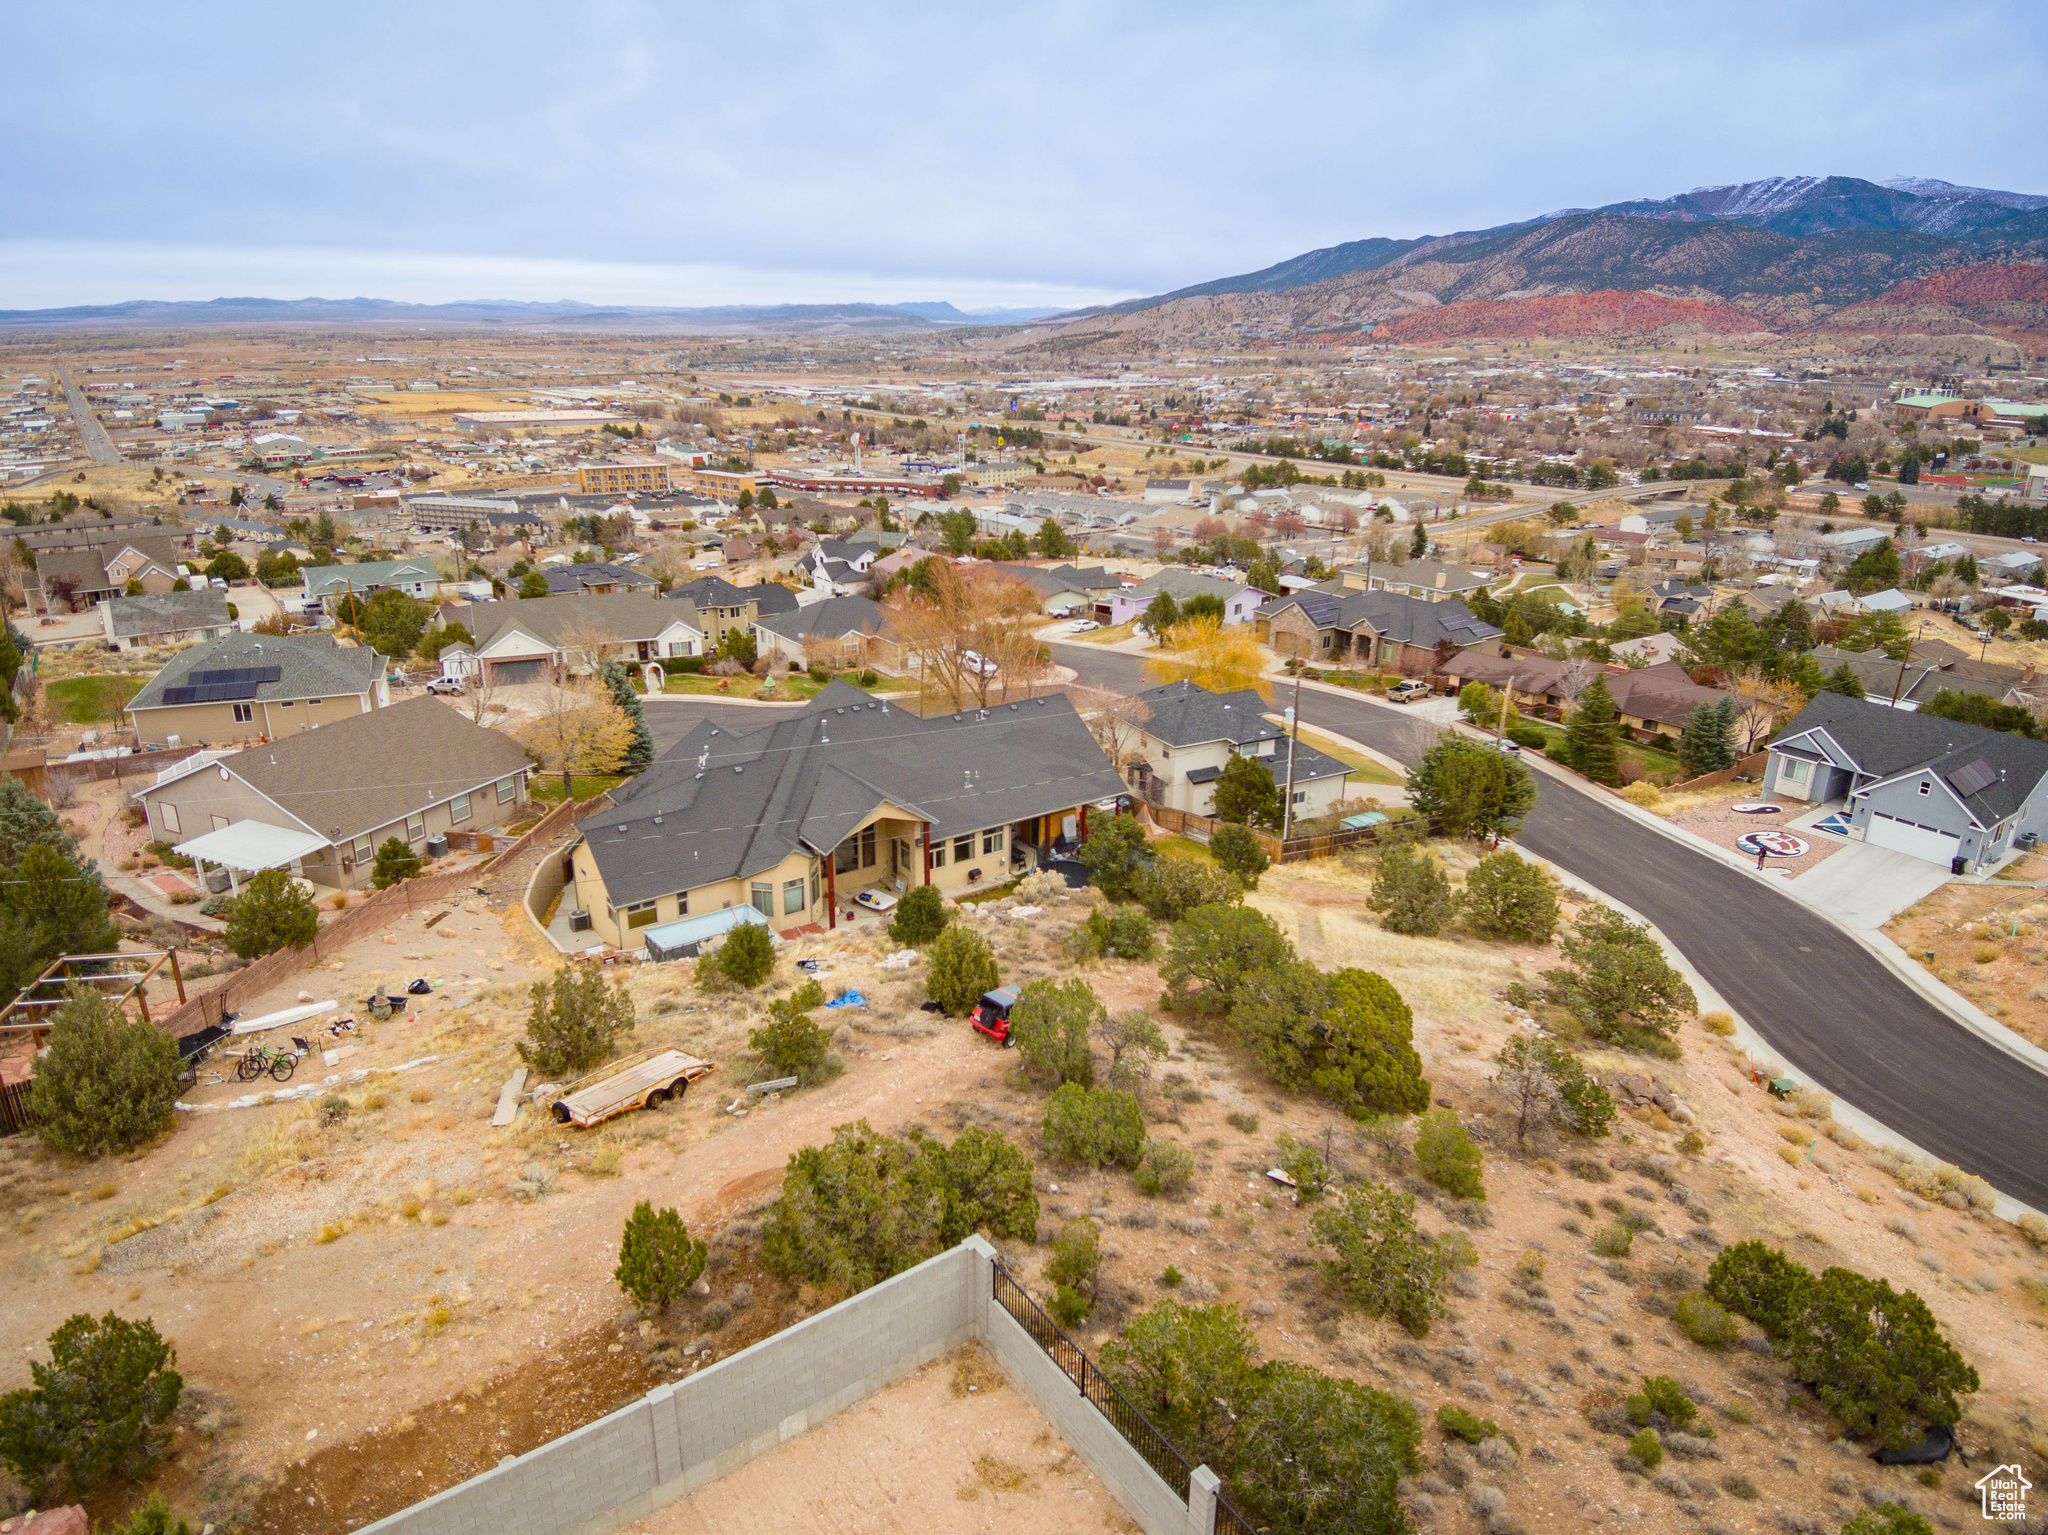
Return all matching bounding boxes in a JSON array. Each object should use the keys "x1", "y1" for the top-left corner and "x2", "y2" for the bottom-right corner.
[{"x1": 645, "y1": 649, "x2": 2048, "y2": 1214}]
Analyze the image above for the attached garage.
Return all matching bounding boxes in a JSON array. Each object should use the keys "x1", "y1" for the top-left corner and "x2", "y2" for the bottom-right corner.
[
  {"x1": 1863, "y1": 811, "x2": 1961, "y2": 866},
  {"x1": 488, "y1": 658, "x2": 548, "y2": 685}
]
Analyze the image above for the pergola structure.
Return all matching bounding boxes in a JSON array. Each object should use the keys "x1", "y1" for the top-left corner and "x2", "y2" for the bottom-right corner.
[
  {"x1": 0, "y1": 948, "x2": 187, "y2": 1046},
  {"x1": 173, "y1": 820, "x2": 329, "y2": 894}
]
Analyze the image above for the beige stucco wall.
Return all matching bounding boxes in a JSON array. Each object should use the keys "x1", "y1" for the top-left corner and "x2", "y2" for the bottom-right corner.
[{"x1": 130, "y1": 691, "x2": 376, "y2": 748}]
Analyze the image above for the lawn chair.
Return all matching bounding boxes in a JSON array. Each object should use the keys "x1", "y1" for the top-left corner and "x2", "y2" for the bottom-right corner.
[{"x1": 291, "y1": 1036, "x2": 314, "y2": 1059}]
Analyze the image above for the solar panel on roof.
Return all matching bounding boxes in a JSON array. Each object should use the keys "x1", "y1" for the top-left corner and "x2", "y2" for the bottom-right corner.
[{"x1": 1947, "y1": 760, "x2": 1998, "y2": 798}]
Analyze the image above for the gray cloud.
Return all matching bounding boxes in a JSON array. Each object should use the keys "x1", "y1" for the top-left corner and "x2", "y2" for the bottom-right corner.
[{"x1": 2, "y1": 0, "x2": 2041, "y2": 306}]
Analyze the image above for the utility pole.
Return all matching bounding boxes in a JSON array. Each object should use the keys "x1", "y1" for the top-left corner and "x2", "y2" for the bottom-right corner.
[
  {"x1": 1281, "y1": 670, "x2": 1303, "y2": 841},
  {"x1": 1890, "y1": 619, "x2": 1926, "y2": 707}
]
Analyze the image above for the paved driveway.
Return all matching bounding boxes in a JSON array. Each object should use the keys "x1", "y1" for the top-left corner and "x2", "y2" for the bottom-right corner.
[{"x1": 1787, "y1": 841, "x2": 1953, "y2": 931}]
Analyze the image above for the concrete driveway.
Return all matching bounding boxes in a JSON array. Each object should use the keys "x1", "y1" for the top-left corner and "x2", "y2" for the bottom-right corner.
[{"x1": 1788, "y1": 841, "x2": 1953, "y2": 931}]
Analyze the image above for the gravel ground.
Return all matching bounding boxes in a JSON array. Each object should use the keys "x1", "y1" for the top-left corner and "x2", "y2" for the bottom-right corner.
[{"x1": 1670, "y1": 797, "x2": 1848, "y2": 879}]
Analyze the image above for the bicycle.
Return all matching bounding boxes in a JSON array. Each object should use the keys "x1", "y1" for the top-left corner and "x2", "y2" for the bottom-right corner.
[{"x1": 236, "y1": 1043, "x2": 298, "y2": 1082}]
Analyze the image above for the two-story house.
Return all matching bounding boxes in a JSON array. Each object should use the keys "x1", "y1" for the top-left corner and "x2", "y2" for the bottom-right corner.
[
  {"x1": 1123, "y1": 680, "x2": 1353, "y2": 822},
  {"x1": 667, "y1": 575, "x2": 800, "y2": 647}
]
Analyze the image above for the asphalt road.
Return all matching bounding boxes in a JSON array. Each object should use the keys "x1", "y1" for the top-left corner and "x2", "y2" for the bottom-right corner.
[
  {"x1": 643, "y1": 663, "x2": 2048, "y2": 1210},
  {"x1": 57, "y1": 365, "x2": 122, "y2": 465},
  {"x1": 1040, "y1": 643, "x2": 2048, "y2": 1212}
]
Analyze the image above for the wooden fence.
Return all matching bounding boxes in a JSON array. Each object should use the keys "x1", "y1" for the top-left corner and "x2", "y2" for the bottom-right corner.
[
  {"x1": 151, "y1": 794, "x2": 592, "y2": 1041},
  {"x1": 1144, "y1": 803, "x2": 1440, "y2": 864}
]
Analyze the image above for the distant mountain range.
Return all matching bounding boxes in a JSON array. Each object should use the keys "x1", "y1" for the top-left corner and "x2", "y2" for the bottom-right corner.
[
  {"x1": 0, "y1": 295, "x2": 1059, "y2": 333},
  {"x1": 1036, "y1": 175, "x2": 2048, "y2": 358}
]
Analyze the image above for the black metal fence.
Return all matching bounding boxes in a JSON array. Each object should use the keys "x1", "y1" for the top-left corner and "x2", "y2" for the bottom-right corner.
[
  {"x1": 992, "y1": 1259, "x2": 1195, "y2": 1499},
  {"x1": 991, "y1": 1259, "x2": 1262, "y2": 1531}
]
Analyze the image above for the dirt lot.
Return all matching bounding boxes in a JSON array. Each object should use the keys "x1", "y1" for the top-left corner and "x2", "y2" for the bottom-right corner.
[
  {"x1": 1884, "y1": 880, "x2": 2048, "y2": 1050},
  {"x1": 625, "y1": 1345, "x2": 1136, "y2": 1535},
  {"x1": 2, "y1": 843, "x2": 2044, "y2": 1534}
]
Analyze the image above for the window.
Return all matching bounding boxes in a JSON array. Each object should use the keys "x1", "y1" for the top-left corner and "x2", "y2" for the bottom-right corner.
[
  {"x1": 750, "y1": 882, "x2": 774, "y2": 917},
  {"x1": 861, "y1": 825, "x2": 877, "y2": 867},
  {"x1": 1782, "y1": 760, "x2": 1810, "y2": 786},
  {"x1": 496, "y1": 775, "x2": 516, "y2": 804},
  {"x1": 450, "y1": 793, "x2": 471, "y2": 823},
  {"x1": 931, "y1": 840, "x2": 947, "y2": 869},
  {"x1": 836, "y1": 838, "x2": 859, "y2": 875},
  {"x1": 810, "y1": 870, "x2": 820, "y2": 907},
  {"x1": 279, "y1": 700, "x2": 294, "y2": 708},
  {"x1": 625, "y1": 900, "x2": 659, "y2": 930},
  {"x1": 1918, "y1": 780, "x2": 1931, "y2": 796},
  {"x1": 982, "y1": 828, "x2": 1002, "y2": 855},
  {"x1": 954, "y1": 835, "x2": 972, "y2": 863},
  {"x1": 160, "y1": 802, "x2": 180, "y2": 835},
  {"x1": 232, "y1": 703, "x2": 254, "y2": 723},
  {"x1": 353, "y1": 836, "x2": 373, "y2": 863},
  {"x1": 308, "y1": 699, "x2": 323, "y2": 706},
  {"x1": 783, "y1": 879, "x2": 805, "y2": 915},
  {"x1": 1293, "y1": 790, "x2": 1307, "y2": 803},
  {"x1": 406, "y1": 814, "x2": 425, "y2": 842}
]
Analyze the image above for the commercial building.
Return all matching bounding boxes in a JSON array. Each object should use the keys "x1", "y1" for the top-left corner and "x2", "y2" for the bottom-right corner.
[
  {"x1": 762, "y1": 467, "x2": 946, "y2": 498},
  {"x1": 406, "y1": 495, "x2": 517, "y2": 534},
  {"x1": 576, "y1": 460, "x2": 673, "y2": 496}
]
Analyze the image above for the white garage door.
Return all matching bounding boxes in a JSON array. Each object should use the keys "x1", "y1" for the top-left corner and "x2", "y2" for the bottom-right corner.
[{"x1": 1864, "y1": 811, "x2": 1961, "y2": 865}]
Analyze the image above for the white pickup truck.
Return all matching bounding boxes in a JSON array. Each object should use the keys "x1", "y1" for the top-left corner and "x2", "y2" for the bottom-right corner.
[{"x1": 547, "y1": 1047, "x2": 716, "y2": 1128}]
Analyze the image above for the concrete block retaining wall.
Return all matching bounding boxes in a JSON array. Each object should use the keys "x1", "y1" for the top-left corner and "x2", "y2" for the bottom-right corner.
[{"x1": 358, "y1": 1237, "x2": 1206, "y2": 1535}]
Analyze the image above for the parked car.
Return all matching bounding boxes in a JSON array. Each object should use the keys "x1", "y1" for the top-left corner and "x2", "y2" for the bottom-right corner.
[
  {"x1": 426, "y1": 676, "x2": 465, "y2": 696},
  {"x1": 1491, "y1": 738, "x2": 1522, "y2": 754},
  {"x1": 1068, "y1": 618, "x2": 1100, "y2": 632},
  {"x1": 1387, "y1": 679, "x2": 1432, "y2": 704},
  {"x1": 970, "y1": 986, "x2": 1022, "y2": 1046},
  {"x1": 960, "y1": 650, "x2": 999, "y2": 676}
]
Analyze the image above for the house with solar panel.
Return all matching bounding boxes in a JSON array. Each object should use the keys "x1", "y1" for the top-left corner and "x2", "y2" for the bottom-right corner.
[
  {"x1": 125, "y1": 633, "x2": 390, "y2": 747},
  {"x1": 1764, "y1": 692, "x2": 2048, "y2": 872},
  {"x1": 563, "y1": 681, "x2": 1128, "y2": 950},
  {"x1": 1256, "y1": 583, "x2": 1505, "y2": 672}
]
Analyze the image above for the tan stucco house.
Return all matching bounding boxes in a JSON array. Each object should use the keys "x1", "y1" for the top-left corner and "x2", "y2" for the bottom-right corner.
[
  {"x1": 133, "y1": 696, "x2": 532, "y2": 889},
  {"x1": 125, "y1": 633, "x2": 389, "y2": 747},
  {"x1": 567, "y1": 680, "x2": 1127, "y2": 948}
]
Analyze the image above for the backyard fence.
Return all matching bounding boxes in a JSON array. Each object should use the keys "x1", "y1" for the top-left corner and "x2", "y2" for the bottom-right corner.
[
  {"x1": 1145, "y1": 801, "x2": 1442, "y2": 864},
  {"x1": 152, "y1": 793, "x2": 592, "y2": 1040}
]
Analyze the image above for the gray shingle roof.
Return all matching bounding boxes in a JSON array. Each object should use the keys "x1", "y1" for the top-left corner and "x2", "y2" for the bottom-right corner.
[
  {"x1": 1123, "y1": 569, "x2": 1254, "y2": 605},
  {"x1": 585, "y1": 680, "x2": 1127, "y2": 906},
  {"x1": 469, "y1": 593, "x2": 702, "y2": 653},
  {"x1": 128, "y1": 633, "x2": 385, "y2": 712},
  {"x1": 1262, "y1": 585, "x2": 1503, "y2": 649},
  {"x1": 1775, "y1": 692, "x2": 2048, "y2": 824},
  {"x1": 755, "y1": 594, "x2": 886, "y2": 643},
  {"x1": 104, "y1": 588, "x2": 231, "y2": 639},
  {"x1": 542, "y1": 562, "x2": 657, "y2": 594},
  {"x1": 207, "y1": 695, "x2": 531, "y2": 843},
  {"x1": 301, "y1": 558, "x2": 441, "y2": 599},
  {"x1": 1136, "y1": 680, "x2": 1284, "y2": 749}
]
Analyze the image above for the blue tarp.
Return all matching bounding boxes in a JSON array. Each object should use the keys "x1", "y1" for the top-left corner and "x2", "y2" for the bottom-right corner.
[
  {"x1": 641, "y1": 904, "x2": 768, "y2": 961},
  {"x1": 825, "y1": 991, "x2": 866, "y2": 1009}
]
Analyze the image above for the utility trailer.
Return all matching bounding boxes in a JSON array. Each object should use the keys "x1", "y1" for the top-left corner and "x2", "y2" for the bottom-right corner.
[{"x1": 548, "y1": 1047, "x2": 716, "y2": 1127}]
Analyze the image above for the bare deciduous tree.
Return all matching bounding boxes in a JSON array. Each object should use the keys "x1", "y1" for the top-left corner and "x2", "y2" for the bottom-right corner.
[
  {"x1": 885, "y1": 562, "x2": 1039, "y2": 711},
  {"x1": 1070, "y1": 687, "x2": 1155, "y2": 771}
]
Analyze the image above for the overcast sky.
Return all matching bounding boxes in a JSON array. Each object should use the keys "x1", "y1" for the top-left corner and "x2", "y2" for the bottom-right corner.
[{"x1": 3, "y1": 0, "x2": 2043, "y2": 310}]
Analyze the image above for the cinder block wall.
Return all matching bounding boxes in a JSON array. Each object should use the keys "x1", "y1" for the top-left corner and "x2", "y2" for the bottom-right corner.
[{"x1": 356, "y1": 1237, "x2": 1198, "y2": 1535}]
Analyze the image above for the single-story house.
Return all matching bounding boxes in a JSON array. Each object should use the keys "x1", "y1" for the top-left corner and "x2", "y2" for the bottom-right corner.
[
  {"x1": 668, "y1": 575, "x2": 800, "y2": 646},
  {"x1": 100, "y1": 588, "x2": 235, "y2": 652},
  {"x1": 540, "y1": 562, "x2": 658, "y2": 596},
  {"x1": 125, "y1": 633, "x2": 390, "y2": 747},
  {"x1": 1763, "y1": 691, "x2": 2048, "y2": 870},
  {"x1": 134, "y1": 696, "x2": 532, "y2": 890},
  {"x1": 1858, "y1": 587, "x2": 1914, "y2": 616},
  {"x1": 1122, "y1": 680, "x2": 1352, "y2": 822},
  {"x1": 753, "y1": 594, "x2": 893, "y2": 669},
  {"x1": 1603, "y1": 662, "x2": 1732, "y2": 741},
  {"x1": 1438, "y1": 655, "x2": 1727, "y2": 741},
  {"x1": 1143, "y1": 478, "x2": 1193, "y2": 503},
  {"x1": 468, "y1": 594, "x2": 705, "y2": 684},
  {"x1": 1341, "y1": 559, "x2": 1493, "y2": 604},
  {"x1": 1619, "y1": 505, "x2": 1687, "y2": 537},
  {"x1": 567, "y1": 680, "x2": 1128, "y2": 948},
  {"x1": 1609, "y1": 632, "x2": 1684, "y2": 666},
  {"x1": 1819, "y1": 528, "x2": 1892, "y2": 556},
  {"x1": 1259, "y1": 584, "x2": 1504, "y2": 673},
  {"x1": 994, "y1": 563, "x2": 1120, "y2": 618},
  {"x1": 301, "y1": 558, "x2": 443, "y2": 607},
  {"x1": 1106, "y1": 569, "x2": 1269, "y2": 627}
]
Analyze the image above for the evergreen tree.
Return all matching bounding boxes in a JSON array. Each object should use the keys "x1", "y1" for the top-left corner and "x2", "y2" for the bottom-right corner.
[
  {"x1": 0, "y1": 843, "x2": 123, "y2": 995},
  {"x1": 599, "y1": 662, "x2": 655, "y2": 774},
  {"x1": 1212, "y1": 752, "x2": 1282, "y2": 829},
  {"x1": 370, "y1": 837, "x2": 422, "y2": 889},
  {"x1": 0, "y1": 1313, "x2": 182, "y2": 1499},
  {"x1": 1784, "y1": 651, "x2": 1828, "y2": 699},
  {"x1": 1820, "y1": 663, "x2": 1867, "y2": 700},
  {"x1": 1367, "y1": 844, "x2": 1457, "y2": 936},
  {"x1": 1564, "y1": 676, "x2": 1622, "y2": 786},
  {"x1": 28, "y1": 985, "x2": 182, "y2": 1158},
  {"x1": 1676, "y1": 696, "x2": 1737, "y2": 776},
  {"x1": 221, "y1": 869, "x2": 316, "y2": 960},
  {"x1": 1410, "y1": 521, "x2": 1427, "y2": 559},
  {"x1": 1405, "y1": 735, "x2": 1536, "y2": 838},
  {"x1": 614, "y1": 1202, "x2": 707, "y2": 1314},
  {"x1": 519, "y1": 965, "x2": 636, "y2": 1077},
  {"x1": 0, "y1": 775, "x2": 91, "y2": 874}
]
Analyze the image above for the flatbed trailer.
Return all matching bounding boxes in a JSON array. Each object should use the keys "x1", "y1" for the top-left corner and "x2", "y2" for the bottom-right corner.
[{"x1": 548, "y1": 1048, "x2": 716, "y2": 1127}]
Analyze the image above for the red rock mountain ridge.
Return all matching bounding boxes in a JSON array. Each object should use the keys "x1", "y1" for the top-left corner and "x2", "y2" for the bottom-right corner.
[{"x1": 1372, "y1": 290, "x2": 1764, "y2": 343}]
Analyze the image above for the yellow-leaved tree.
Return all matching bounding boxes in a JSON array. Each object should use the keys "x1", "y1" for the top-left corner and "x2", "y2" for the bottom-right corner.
[
  {"x1": 511, "y1": 682, "x2": 635, "y2": 799},
  {"x1": 1143, "y1": 614, "x2": 1268, "y2": 698}
]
